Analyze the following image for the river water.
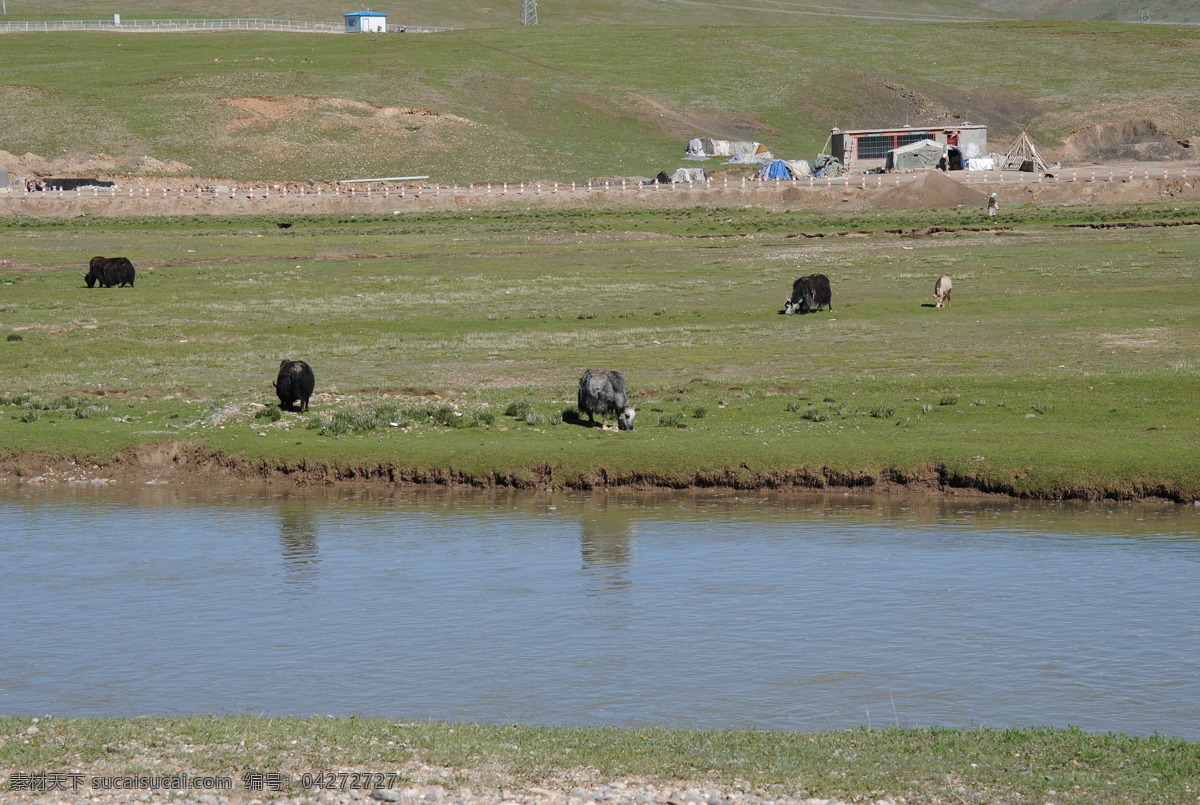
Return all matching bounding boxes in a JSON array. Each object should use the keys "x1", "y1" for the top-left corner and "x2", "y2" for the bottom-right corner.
[{"x1": 2, "y1": 484, "x2": 1197, "y2": 739}]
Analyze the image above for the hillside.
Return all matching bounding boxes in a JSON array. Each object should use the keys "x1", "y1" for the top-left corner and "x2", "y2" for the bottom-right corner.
[
  {"x1": 13, "y1": 0, "x2": 1003, "y2": 28},
  {"x1": 1, "y1": 20, "x2": 1198, "y2": 184},
  {"x1": 961, "y1": 0, "x2": 1200, "y2": 25}
]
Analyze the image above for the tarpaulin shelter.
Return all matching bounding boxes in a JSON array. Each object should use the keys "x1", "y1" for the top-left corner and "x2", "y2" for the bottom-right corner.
[
  {"x1": 757, "y1": 160, "x2": 794, "y2": 180},
  {"x1": 884, "y1": 139, "x2": 946, "y2": 172},
  {"x1": 809, "y1": 154, "x2": 842, "y2": 178},
  {"x1": 685, "y1": 138, "x2": 772, "y2": 159},
  {"x1": 670, "y1": 167, "x2": 709, "y2": 183}
]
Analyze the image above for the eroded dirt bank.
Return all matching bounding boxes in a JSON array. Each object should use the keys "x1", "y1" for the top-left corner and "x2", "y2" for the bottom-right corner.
[{"x1": 0, "y1": 443, "x2": 1190, "y2": 503}]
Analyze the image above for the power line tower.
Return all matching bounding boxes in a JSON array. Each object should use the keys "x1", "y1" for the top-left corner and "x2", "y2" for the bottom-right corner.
[
  {"x1": 521, "y1": 0, "x2": 539, "y2": 26},
  {"x1": 1138, "y1": 8, "x2": 1151, "y2": 22}
]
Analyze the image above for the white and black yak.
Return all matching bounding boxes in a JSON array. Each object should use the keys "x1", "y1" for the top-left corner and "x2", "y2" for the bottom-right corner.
[
  {"x1": 577, "y1": 369, "x2": 636, "y2": 431},
  {"x1": 934, "y1": 275, "x2": 953, "y2": 308},
  {"x1": 84, "y1": 256, "x2": 136, "y2": 288},
  {"x1": 783, "y1": 273, "x2": 832, "y2": 314},
  {"x1": 274, "y1": 359, "x2": 315, "y2": 412}
]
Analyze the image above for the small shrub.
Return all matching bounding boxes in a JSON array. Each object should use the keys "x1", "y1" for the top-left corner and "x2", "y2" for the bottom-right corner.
[
  {"x1": 524, "y1": 412, "x2": 547, "y2": 426},
  {"x1": 871, "y1": 405, "x2": 897, "y2": 419},
  {"x1": 504, "y1": 401, "x2": 532, "y2": 418},
  {"x1": 801, "y1": 407, "x2": 826, "y2": 422},
  {"x1": 6, "y1": 333, "x2": 22, "y2": 342},
  {"x1": 938, "y1": 395, "x2": 957, "y2": 406},
  {"x1": 657, "y1": 413, "x2": 683, "y2": 427},
  {"x1": 972, "y1": 399, "x2": 987, "y2": 407},
  {"x1": 922, "y1": 403, "x2": 934, "y2": 414},
  {"x1": 19, "y1": 409, "x2": 40, "y2": 423},
  {"x1": 255, "y1": 406, "x2": 283, "y2": 422},
  {"x1": 786, "y1": 400, "x2": 803, "y2": 412},
  {"x1": 1030, "y1": 401, "x2": 1051, "y2": 414},
  {"x1": 430, "y1": 405, "x2": 468, "y2": 427},
  {"x1": 692, "y1": 406, "x2": 707, "y2": 419},
  {"x1": 74, "y1": 405, "x2": 107, "y2": 419}
]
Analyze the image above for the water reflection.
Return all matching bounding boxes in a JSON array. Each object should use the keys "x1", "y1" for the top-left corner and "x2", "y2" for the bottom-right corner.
[
  {"x1": 578, "y1": 495, "x2": 635, "y2": 598},
  {"x1": 1, "y1": 482, "x2": 1197, "y2": 738},
  {"x1": 276, "y1": 496, "x2": 319, "y2": 591}
]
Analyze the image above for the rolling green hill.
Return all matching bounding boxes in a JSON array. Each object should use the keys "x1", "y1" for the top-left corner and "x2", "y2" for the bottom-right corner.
[
  {"x1": 961, "y1": 0, "x2": 1200, "y2": 25},
  {"x1": 1, "y1": 16, "x2": 1198, "y2": 183},
  {"x1": 7, "y1": 0, "x2": 1003, "y2": 28}
]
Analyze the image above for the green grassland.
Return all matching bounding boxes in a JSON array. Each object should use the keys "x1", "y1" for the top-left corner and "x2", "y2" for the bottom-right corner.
[
  {"x1": 1, "y1": 20, "x2": 1199, "y2": 183},
  {"x1": 2, "y1": 717, "x2": 1198, "y2": 804},
  {"x1": 3, "y1": 203, "x2": 1198, "y2": 499}
]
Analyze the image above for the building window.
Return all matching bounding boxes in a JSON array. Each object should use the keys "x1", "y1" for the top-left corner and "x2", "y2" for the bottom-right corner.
[
  {"x1": 856, "y1": 134, "x2": 893, "y2": 160},
  {"x1": 897, "y1": 131, "x2": 933, "y2": 148}
]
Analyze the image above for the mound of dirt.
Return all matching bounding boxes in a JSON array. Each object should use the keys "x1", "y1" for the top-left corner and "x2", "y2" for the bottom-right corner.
[
  {"x1": 1055, "y1": 119, "x2": 1192, "y2": 163},
  {"x1": 867, "y1": 170, "x2": 989, "y2": 211},
  {"x1": 0, "y1": 149, "x2": 193, "y2": 177},
  {"x1": 220, "y1": 94, "x2": 476, "y2": 132}
]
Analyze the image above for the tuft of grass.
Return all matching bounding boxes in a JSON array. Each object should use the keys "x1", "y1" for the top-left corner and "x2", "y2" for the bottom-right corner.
[
  {"x1": 73, "y1": 405, "x2": 108, "y2": 419},
  {"x1": 504, "y1": 401, "x2": 532, "y2": 419},
  {"x1": 6, "y1": 333, "x2": 22, "y2": 342},
  {"x1": 871, "y1": 405, "x2": 897, "y2": 419}
]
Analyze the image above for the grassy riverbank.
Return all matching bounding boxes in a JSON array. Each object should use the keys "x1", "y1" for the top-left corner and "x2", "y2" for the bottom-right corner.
[
  {"x1": 1, "y1": 717, "x2": 1197, "y2": 804},
  {"x1": 3, "y1": 204, "x2": 1200, "y2": 499}
]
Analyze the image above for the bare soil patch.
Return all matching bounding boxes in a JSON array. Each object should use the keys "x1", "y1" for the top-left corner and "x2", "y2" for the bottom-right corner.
[{"x1": 1051, "y1": 118, "x2": 1194, "y2": 163}]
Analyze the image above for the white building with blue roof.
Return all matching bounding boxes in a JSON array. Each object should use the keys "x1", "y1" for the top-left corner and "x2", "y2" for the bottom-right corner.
[{"x1": 344, "y1": 10, "x2": 388, "y2": 32}]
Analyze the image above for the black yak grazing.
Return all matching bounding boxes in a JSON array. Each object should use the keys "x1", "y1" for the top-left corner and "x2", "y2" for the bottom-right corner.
[
  {"x1": 577, "y1": 369, "x2": 636, "y2": 431},
  {"x1": 84, "y1": 256, "x2": 136, "y2": 288},
  {"x1": 783, "y1": 273, "x2": 832, "y2": 315},
  {"x1": 274, "y1": 360, "x2": 315, "y2": 412}
]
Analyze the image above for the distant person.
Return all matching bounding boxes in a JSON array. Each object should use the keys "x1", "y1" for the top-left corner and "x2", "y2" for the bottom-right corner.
[{"x1": 987, "y1": 192, "x2": 998, "y2": 218}]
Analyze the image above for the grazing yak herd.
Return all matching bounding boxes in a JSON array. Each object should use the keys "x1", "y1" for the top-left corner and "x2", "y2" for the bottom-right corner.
[{"x1": 78, "y1": 256, "x2": 952, "y2": 431}]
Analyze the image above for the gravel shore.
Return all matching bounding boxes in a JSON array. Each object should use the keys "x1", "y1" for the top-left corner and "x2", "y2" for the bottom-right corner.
[{"x1": 1, "y1": 782, "x2": 904, "y2": 805}]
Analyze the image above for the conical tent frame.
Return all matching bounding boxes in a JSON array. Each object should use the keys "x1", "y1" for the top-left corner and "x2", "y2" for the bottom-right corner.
[{"x1": 1000, "y1": 129, "x2": 1050, "y2": 172}]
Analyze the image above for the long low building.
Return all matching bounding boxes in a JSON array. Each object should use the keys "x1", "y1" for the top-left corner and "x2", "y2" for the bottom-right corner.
[{"x1": 829, "y1": 124, "x2": 988, "y2": 171}]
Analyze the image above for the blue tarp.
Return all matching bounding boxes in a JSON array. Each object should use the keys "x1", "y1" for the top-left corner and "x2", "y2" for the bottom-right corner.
[{"x1": 758, "y1": 160, "x2": 793, "y2": 180}]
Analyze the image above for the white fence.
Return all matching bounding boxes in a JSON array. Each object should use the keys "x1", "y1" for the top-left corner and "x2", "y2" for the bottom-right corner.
[
  {"x1": 0, "y1": 18, "x2": 457, "y2": 34},
  {"x1": 7, "y1": 166, "x2": 1193, "y2": 204}
]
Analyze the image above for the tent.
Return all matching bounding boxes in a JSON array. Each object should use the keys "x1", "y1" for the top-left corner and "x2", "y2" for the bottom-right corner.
[
  {"x1": 756, "y1": 160, "x2": 813, "y2": 180},
  {"x1": 757, "y1": 160, "x2": 793, "y2": 180},
  {"x1": 885, "y1": 139, "x2": 946, "y2": 172},
  {"x1": 1000, "y1": 129, "x2": 1051, "y2": 172},
  {"x1": 685, "y1": 138, "x2": 771, "y2": 159},
  {"x1": 670, "y1": 167, "x2": 709, "y2": 183},
  {"x1": 809, "y1": 154, "x2": 843, "y2": 178},
  {"x1": 784, "y1": 159, "x2": 813, "y2": 178}
]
